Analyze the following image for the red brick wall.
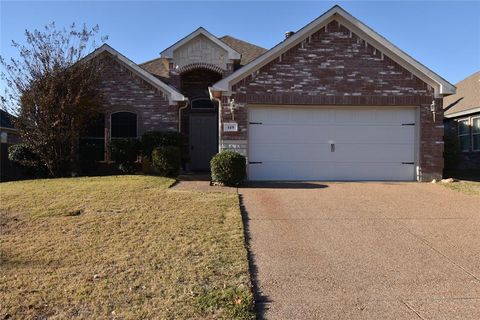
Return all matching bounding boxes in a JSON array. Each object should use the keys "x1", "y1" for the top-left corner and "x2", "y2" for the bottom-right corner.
[
  {"x1": 221, "y1": 20, "x2": 443, "y2": 180},
  {"x1": 98, "y1": 54, "x2": 178, "y2": 136}
]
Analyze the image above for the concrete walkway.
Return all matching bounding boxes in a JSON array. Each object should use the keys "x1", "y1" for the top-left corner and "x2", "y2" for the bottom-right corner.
[{"x1": 239, "y1": 182, "x2": 480, "y2": 319}]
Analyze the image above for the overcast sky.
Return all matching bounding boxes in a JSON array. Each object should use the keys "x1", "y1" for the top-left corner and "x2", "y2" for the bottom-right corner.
[{"x1": 1, "y1": 1, "x2": 479, "y2": 85}]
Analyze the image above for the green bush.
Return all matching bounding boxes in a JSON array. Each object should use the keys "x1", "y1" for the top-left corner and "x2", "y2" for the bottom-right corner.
[
  {"x1": 141, "y1": 131, "x2": 183, "y2": 159},
  {"x1": 109, "y1": 138, "x2": 140, "y2": 173},
  {"x1": 152, "y1": 146, "x2": 181, "y2": 177},
  {"x1": 8, "y1": 143, "x2": 47, "y2": 177},
  {"x1": 210, "y1": 151, "x2": 246, "y2": 186},
  {"x1": 444, "y1": 130, "x2": 462, "y2": 171},
  {"x1": 78, "y1": 139, "x2": 105, "y2": 174}
]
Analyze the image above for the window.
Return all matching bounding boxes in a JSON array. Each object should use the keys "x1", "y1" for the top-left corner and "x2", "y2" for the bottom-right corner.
[
  {"x1": 80, "y1": 113, "x2": 105, "y2": 161},
  {"x1": 191, "y1": 98, "x2": 215, "y2": 109},
  {"x1": 458, "y1": 118, "x2": 470, "y2": 152},
  {"x1": 473, "y1": 116, "x2": 480, "y2": 151},
  {"x1": 111, "y1": 112, "x2": 137, "y2": 138}
]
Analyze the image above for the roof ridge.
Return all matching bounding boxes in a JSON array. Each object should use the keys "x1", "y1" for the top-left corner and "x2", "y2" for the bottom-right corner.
[{"x1": 455, "y1": 70, "x2": 480, "y2": 85}]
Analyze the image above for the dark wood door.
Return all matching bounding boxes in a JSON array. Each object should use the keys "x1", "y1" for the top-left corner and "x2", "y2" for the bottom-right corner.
[{"x1": 189, "y1": 114, "x2": 218, "y2": 171}]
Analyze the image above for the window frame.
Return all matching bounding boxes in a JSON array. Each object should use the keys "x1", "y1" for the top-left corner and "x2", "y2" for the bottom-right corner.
[
  {"x1": 190, "y1": 98, "x2": 216, "y2": 110},
  {"x1": 472, "y1": 116, "x2": 480, "y2": 152},
  {"x1": 457, "y1": 117, "x2": 471, "y2": 152},
  {"x1": 110, "y1": 111, "x2": 138, "y2": 139}
]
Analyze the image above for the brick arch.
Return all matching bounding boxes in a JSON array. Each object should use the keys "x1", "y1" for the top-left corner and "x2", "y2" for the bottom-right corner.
[{"x1": 177, "y1": 63, "x2": 224, "y2": 75}]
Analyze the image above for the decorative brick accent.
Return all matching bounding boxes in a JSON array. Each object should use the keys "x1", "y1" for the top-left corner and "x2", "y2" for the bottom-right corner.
[
  {"x1": 98, "y1": 54, "x2": 178, "y2": 135},
  {"x1": 220, "y1": 20, "x2": 443, "y2": 181}
]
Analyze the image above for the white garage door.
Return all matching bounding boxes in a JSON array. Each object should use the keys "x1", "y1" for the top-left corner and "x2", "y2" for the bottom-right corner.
[{"x1": 248, "y1": 106, "x2": 417, "y2": 181}]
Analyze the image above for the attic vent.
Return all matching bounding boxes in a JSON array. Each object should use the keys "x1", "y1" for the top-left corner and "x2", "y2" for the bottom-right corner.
[{"x1": 285, "y1": 31, "x2": 295, "y2": 39}]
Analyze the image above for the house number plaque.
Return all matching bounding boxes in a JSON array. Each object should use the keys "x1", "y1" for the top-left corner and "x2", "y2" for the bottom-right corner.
[{"x1": 223, "y1": 122, "x2": 238, "y2": 132}]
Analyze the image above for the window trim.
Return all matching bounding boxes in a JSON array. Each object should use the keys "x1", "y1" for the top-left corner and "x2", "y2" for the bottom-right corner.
[
  {"x1": 457, "y1": 117, "x2": 471, "y2": 152},
  {"x1": 110, "y1": 111, "x2": 139, "y2": 139},
  {"x1": 190, "y1": 97, "x2": 216, "y2": 110},
  {"x1": 472, "y1": 116, "x2": 480, "y2": 152}
]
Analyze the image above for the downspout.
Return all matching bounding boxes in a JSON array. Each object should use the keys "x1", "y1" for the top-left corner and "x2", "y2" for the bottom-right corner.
[{"x1": 178, "y1": 100, "x2": 189, "y2": 132}]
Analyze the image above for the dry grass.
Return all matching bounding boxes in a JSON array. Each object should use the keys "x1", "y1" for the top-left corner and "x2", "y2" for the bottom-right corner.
[
  {"x1": 0, "y1": 176, "x2": 254, "y2": 319},
  {"x1": 442, "y1": 180, "x2": 480, "y2": 196}
]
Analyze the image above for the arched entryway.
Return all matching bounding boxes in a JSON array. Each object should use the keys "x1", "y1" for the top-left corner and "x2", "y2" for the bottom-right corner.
[{"x1": 180, "y1": 67, "x2": 223, "y2": 171}]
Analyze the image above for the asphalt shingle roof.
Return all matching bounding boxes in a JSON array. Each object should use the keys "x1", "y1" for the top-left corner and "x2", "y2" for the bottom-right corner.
[
  {"x1": 0, "y1": 110, "x2": 15, "y2": 129},
  {"x1": 444, "y1": 71, "x2": 480, "y2": 116},
  {"x1": 219, "y1": 35, "x2": 267, "y2": 65}
]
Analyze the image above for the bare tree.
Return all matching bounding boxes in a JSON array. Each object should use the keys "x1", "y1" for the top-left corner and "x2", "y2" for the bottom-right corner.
[{"x1": 1, "y1": 23, "x2": 107, "y2": 176}]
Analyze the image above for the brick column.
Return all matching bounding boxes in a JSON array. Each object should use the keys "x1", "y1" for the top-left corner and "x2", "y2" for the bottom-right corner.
[{"x1": 419, "y1": 98, "x2": 444, "y2": 181}]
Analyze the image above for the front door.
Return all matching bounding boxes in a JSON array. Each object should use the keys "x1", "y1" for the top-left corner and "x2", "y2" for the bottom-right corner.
[{"x1": 189, "y1": 114, "x2": 218, "y2": 171}]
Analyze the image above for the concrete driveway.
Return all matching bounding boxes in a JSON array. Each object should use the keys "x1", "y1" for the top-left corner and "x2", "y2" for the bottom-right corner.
[{"x1": 239, "y1": 182, "x2": 480, "y2": 319}]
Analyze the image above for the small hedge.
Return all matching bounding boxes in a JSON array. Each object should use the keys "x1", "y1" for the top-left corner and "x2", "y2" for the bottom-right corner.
[
  {"x1": 141, "y1": 131, "x2": 183, "y2": 159},
  {"x1": 8, "y1": 143, "x2": 47, "y2": 177},
  {"x1": 109, "y1": 138, "x2": 141, "y2": 173},
  {"x1": 152, "y1": 146, "x2": 181, "y2": 177},
  {"x1": 210, "y1": 151, "x2": 246, "y2": 186},
  {"x1": 8, "y1": 144, "x2": 40, "y2": 168}
]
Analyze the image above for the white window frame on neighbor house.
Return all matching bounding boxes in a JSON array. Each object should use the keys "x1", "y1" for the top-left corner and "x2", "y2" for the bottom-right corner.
[
  {"x1": 472, "y1": 116, "x2": 480, "y2": 152},
  {"x1": 457, "y1": 118, "x2": 471, "y2": 152},
  {"x1": 110, "y1": 111, "x2": 139, "y2": 139}
]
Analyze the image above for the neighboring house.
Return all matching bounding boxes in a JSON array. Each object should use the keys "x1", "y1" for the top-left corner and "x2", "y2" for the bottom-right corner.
[
  {"x1": 85, "y1": 5, "x2": 455, "y2": 181},
  {"x1": 443, "y1": 71, "x2": 480, "y2": 173},
  {"x1": 0, "y1": 110, "x2": 21, "y2": 181},
  {"x1": 0, "y1": 110, "x2": 20, "y2": 145}
]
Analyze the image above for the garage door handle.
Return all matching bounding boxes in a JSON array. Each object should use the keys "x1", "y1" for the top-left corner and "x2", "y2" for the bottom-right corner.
[{"x1": 330, "y1": 143, "x2": 335, "y2": 152}]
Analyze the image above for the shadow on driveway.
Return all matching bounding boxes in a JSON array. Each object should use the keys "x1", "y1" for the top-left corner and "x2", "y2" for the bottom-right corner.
[{"x1": 238, "y1": 194, "x2": 272, "y2": 319}]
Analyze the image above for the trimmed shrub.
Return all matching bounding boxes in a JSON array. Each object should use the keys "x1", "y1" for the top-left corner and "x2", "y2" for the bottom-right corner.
[
  {"x1": 444, "y1": 130, "x2": 462, "y2": 172},
  {"x1": 210, "y1": 151, "x2": 246, "y2": 186},
  {"x1": 141, "y1": 131, "x2": 183, "y2": 159},
  {"x1": 78, "y1": 139, "x2": 104, "y2": 174},
  {"x1": 8, "y1": 144, "x2": 39, "y2": 168},
  {"x1": 8, "y1": 143, "x2": 47, "y2": 177},
  {"x1": 152, "y1": 146, "x2": 181, "y2": 177},
  {"x1": 109, "y1": 138, "x2": 140, "y2": 173}
]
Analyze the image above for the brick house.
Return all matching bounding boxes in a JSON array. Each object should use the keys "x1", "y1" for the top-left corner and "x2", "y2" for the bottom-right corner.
[
  {"x1": 443, "y1": 71, "x2": 480, "y2": 175},
  {"x1": 86, "y1": 5, "x2": 455, "y2": 181}
]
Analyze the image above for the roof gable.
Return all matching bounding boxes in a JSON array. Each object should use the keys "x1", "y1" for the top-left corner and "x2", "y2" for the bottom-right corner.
[
  {"x1": 85, "y1": 44, "x2": 186, "y2": 104},
  {"x1": 161, "y1": 27, "x2": 241, "y2": 61},
  {"x1": 212, "y1": 5, "x2": 455, "y2": 98}
]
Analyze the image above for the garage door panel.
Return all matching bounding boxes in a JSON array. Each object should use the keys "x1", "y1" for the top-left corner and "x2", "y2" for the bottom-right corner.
[
  {"x1": 248, "y1": 106, "x2": 416, "y2": 181},
  {"x1": 250, "y1": 143, "x2": 331, "y2": 162},
  {"x1": 249, "y1": 162, "x2": 414, "y2": 181},
  {"x1": 332, "y1": 143, "x2": 414, "y2": 163},
  {"x1": 323, "y1": 126, "x2": 414, "y2": 144},
  {"x1": 250, "y1": 125, "x2": 414, "y2": 144},
  {"x1": 249, "y1": 162, "x2": 337, "y2": 181},
  {"x1": 250, "y1": 108, "x2": 333, "y2": 124},
  {"x1": 329, "y1": 163, "x2": 414, "y2": 181}
]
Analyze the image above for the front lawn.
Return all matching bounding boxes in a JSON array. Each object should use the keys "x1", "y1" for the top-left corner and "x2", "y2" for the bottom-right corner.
[
  {"x1": 442, "y1": 180, "x2": 480, "y2": 196},
  {"x1": 0, "y1": 176, "x2": 254, "y2": 319}
]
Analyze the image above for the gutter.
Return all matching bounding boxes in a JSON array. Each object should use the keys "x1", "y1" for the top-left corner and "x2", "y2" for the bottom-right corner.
[{"x1": 444, "y1": 107, "x2": 480, "y2": 119}]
